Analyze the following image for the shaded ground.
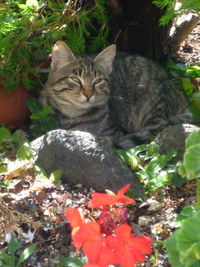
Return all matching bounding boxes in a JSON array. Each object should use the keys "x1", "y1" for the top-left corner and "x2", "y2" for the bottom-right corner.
[{"x1": 0, "y1": 21, "x2": 200, "y2": 267}]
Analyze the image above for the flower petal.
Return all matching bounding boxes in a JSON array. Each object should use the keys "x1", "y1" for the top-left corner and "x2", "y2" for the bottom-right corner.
[
  {"x1": 65, "y1": 208, "x2": 84, "y2": 228},
  {"x1": 88, "y1": 193, "x2": 118, "y2": 208},
  {"x1": 117, "y1": 184, "x2": 131, "y2": 197},
  {"x1": 116, "y1": 224, "x2": 132, "y2": 242}
]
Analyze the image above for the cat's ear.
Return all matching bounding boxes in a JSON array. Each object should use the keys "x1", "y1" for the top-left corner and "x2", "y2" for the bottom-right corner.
[
  {"x1": 51, "y1": 41, "x2": 76, "y2": 71},
  {"x1": 94, "y1": 44, "x2": 116, "y2": 74}
]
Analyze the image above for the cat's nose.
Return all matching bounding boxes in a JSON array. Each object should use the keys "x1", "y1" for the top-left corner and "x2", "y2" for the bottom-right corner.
[{"x1": 82, "y1": 90, "x2": 93, "y2": 101}]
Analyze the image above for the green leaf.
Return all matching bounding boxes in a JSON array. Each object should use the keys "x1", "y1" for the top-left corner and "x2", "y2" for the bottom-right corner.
[
  {"x1": 176, "y1": 211, "x2": 200, "y2": 265},
  {"x1": 26, "y1": 0, "x2": 38, "y2": 9},
  {"x1": 183, "y1": 143, "x2": 200, "y2": 179},
  {"x1": 171, "y1": 173, "x2": 187, "y2": 188},
  {"x1": 59, "y1": 257, "x2": 84, "y2": 267},
  {"x1": 0, "y1": 164, "x2": 7, "y2": 174},
  {"x1": 145, "y1": 150, "x2": 176, "y2": 176},
  {"x1": 0, "y1": 253, "x2": 15, "y2": 266},
  {"x1": 116, "y1": 149, "x2": 135, "y2": 166},
  {"x1": 30, "y1": 106, "x2": 52, "y2": 120},
  {"x1": 129, "y1": 144, "x2": 150, "y2": 156},
  {"x1": 0, "y1": 127, "x2": 12, "y2": 142},
  {"x1": 8, "y1": 236, "x2": 21, "y2": 257},
  {"x1": 186, "y1": 65, "x2": 200, "y2": 79},
  {"x1": 16, "y1": 243, "x2": 37, "y2": 266},
  {"x1": 39, "y1": 115, "x2": 58, "y2": 131},
  {"x1": 49, "y1": 169, "x2": 62, "y2": 184},
  {"x1": 27, "y1": 98, "x2": 43, "y2": 114},
  {"x1": 181, "y1": 78, "x2": 195, "y2": 96},
  {"x1": 176, "y1": 205, "x2": 198, "y2": 223},
  {"x1": 165, "y1": 231, "x2": 184, "y2": 267},
  {"x1": 191, "y1": 92, "x2": 200, "y2": 100},
  {"x1": 189, "y1": 100, "x2": 200, "y2": 124},
  {"x1": 16, "y1": 142, "x2": 33, "y2": 160},
  {"x1": 178, "y1": 163, "x2": 187, "y2": 177},
  {"x1": 12, "y1": 130, "x2": 28, "y2": 146},
  {"x1": 185, "y1": 130, "x2": 200, "y2": 149},
  {"x1": 145, "y1": 143, "x2": 160, "y2": 159}
]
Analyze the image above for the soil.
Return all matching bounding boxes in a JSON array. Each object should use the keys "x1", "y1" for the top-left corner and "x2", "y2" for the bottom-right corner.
[
  {"x1": 0, "y1": 20, "x2": 200, "y2": 267},
  {"x1": 176, "y1": 22, "x2": 200, "y2": 65}
]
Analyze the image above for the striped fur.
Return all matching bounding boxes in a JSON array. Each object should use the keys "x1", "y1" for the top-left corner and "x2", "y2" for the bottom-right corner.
[{"x1": 40, "y1": 41, "x2": 192, "y2": 149}]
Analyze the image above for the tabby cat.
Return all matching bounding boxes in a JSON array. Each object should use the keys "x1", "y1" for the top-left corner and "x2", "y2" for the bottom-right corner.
[{"x1": 40, "y1": 41, "x2": 192, "y2": 148}]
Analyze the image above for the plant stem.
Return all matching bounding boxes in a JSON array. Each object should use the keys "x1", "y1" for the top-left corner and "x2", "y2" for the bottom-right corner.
[{"x1": 196, "y1": 178, "x2": 200, "y2": 209}]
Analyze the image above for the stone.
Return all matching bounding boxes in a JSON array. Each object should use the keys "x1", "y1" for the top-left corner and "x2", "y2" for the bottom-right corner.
[
  {"x1": 146, "y1": 199, "x2": 164, "y2": 212},
  {"x1": 153, "y1": 124, "x2": 199, "y2": 160},
  {"x1": 138, "y1": 215, "x2": 156, "y2": 227},
  {"x1": 30, "y1": 129, "x2": 143, "y2": 197}
]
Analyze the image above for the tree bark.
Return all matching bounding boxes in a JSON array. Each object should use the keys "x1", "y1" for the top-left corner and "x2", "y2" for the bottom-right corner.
[
  {"x1": 169, "y1": 13, "x2": 199, "y2": 52},
  {"x1": 107, "y1": 0, "x2": 171, "y2": 65}
]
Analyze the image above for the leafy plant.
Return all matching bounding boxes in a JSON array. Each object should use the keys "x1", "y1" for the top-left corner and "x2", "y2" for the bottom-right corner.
[
  {"x1": 0, "y1": 0, "x2": 109, "y2": 91},
  {"x1": 117, "y1": 143, "x2": 185, "y2": 193},
  {"x1": 27, "y1": 97, "x2": 59, "y2": 137},
  {"x1": 166, "y1": 60, "x2": 200, "y2": 123},
  {"x1": 165, "y1": 208, "x2": 200, "y2": 267},
  {"x1": 165, "y1": 129, "x2": 200, "y2": 266},
  {"x1": 65, "y1": 184, "x2": 153, "y2": 267},
  {"x1": 153, "y1": 0, "x2": 200, "y2": 26},
  {"x1": 0, "y1": 235, "x2": 36, "y2": 267},
  {"x1": 0, "y1": 126, "x2": 62, "y2": 188},
  {"x1": 0, "y1": 126, "x2": 28, "y2": 156}
]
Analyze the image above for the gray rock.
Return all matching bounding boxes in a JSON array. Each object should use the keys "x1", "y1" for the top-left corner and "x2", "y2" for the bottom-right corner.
[
  {"x1": 30, "y1": 129, "x2": 143, "y2": 196},
  {"x1": 146, "y1": 199, "x2": 164, "y2": 212},
  {"x1": 138, "y1": 215, "x2": 156, "y2": 227},
  {"x1": 153, "y1": 124, "x2": 199, "y2": 160}
]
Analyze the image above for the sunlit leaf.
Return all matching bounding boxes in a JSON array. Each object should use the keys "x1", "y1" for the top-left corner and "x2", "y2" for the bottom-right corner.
[
  {"x1": 181, "y1": 78, "x2": 195, "y2": 96},
  {"x1": 16, "y1": 243, "x2": 37, "y2": 266},
  {"x1": 16, "y1": 142, "x2": 33, "y2": 160},
  {"x1": 185, "y1": 129, "x2": 200, "y2": 149},
  {"x1": 183, "y1": 144, "x2": 200, "y2": 180},
  {"x1": 59, "y1": 256, "x2": 84, "y2": 267},
  {"x1": 49, "y1": 169, "x2": 62, "y2": 184},
  {"x1": 0, "y1": 127, "x2": 11, "y2": 142},
  {"x1": 176, "y1": 205, "x2": 198, "y2": 223}
]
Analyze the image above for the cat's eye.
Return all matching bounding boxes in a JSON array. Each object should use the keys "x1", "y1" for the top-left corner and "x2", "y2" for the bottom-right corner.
[
  {"x1": 70, "y1": 76, "x2": 81, "y2": 84},
  {"x1": 93, "y1": 78, "x2": 103, "y2": 85}
]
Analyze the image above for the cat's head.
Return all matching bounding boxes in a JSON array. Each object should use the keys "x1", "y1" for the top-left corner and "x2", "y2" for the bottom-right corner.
[{"x1": 46, "y1": 41, "x2": 116, "y2": 109}]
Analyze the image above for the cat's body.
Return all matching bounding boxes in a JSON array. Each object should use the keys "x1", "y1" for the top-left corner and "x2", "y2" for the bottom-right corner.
[{"x1": 40, "y1": 41, "x2": 192, "y2": 148}]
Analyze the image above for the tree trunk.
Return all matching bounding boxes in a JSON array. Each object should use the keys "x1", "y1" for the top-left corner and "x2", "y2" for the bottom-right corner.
[{"x1": 107, "y1": 0, "x2": 171, "y2": 65}]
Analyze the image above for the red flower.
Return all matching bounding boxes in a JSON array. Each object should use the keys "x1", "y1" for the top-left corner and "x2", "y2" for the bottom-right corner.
[
  {"x1": 106, "y1": 224, "x2": 153, "y2": 267},
  {"x1": 65, "y1": 184, "x2": 153, "y2": 267},
  {"x1": 65, "y1": 208, "x2": 84, "y2": 228},
  {"x1": 66, "y1": 208, "x2": 101, "y2": 251},
  {"x1": 88, "y1": 184, "x2": 135, "y2": 208},
  {"x1": 66, "y1": 208, "x2": 117, "y2": 266},
  {"x1": 98, "y1": 207, "x2": 128, "y2": 235}
]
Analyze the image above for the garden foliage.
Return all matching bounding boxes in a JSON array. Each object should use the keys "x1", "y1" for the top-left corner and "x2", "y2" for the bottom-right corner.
[
  {"x1": 0, "y1": 0, "x2": 109, "y2": 91},
  {"x1": 165, "y1": 129, "x2": 200, "y2": 267},
  {"x1": 153, "y1": 0, "x2": 200, "y2": 25}
]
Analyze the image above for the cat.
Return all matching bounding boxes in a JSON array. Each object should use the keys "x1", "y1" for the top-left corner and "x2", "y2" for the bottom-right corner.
[{"x1": 40, "y1": 41, "x2": 192, "y2": 149}]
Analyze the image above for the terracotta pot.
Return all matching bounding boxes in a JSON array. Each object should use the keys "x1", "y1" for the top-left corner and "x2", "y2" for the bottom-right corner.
[
  {"x1": 0, "y1": 79, "x2": 34, "y2": 130},
  {"x1": 0, "y1": 58, "x2": 50, "y2": 130}
]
